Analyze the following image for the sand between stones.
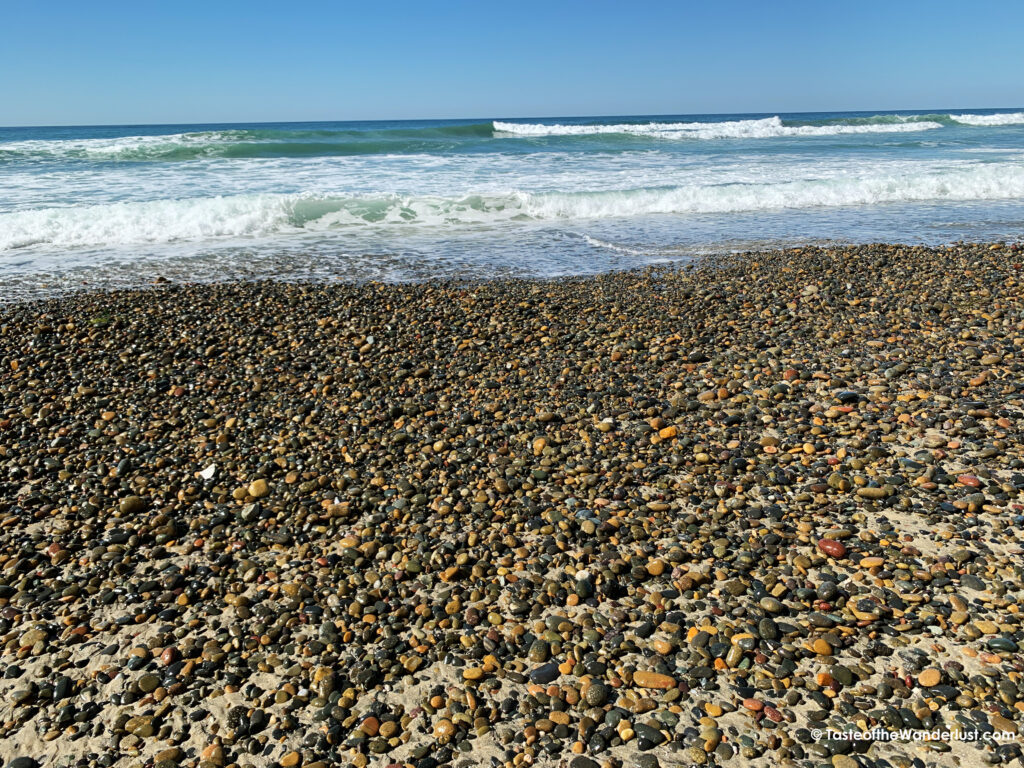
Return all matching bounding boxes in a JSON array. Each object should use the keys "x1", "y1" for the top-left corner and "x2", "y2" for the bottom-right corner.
[{"x1": 0, "y1": 243, "x2": 1023, "y2": 768}]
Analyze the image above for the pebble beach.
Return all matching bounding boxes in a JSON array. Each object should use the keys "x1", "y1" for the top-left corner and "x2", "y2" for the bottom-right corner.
[{"x1": 2, "y1": 242, "x2": 1024, "y2": 768}]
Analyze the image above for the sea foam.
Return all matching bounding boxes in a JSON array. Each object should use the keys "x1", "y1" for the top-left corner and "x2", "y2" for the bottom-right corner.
[
  {"x1": 5, "y1": 162, "x2": 1024, "y2": 252},
  {"x1": 951, "y1": 112, "x2": 1024, "y2": 126},
  {"x1": 493, "y1": 116, "x2": 945, "y2": 139},
  {"x1": 0, "y1": 130, "x2": 245, "y2": 160},
  {"x1": 0, "y1": 195, "x2": 295, "y2": 251}
]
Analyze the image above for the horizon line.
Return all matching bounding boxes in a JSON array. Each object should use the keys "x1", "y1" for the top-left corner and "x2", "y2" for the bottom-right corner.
[{"x1": 2, "y1": 105, "x2": 1024, "y2": 130}]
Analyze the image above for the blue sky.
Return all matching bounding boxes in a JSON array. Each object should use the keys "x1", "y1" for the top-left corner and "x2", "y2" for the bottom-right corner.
[{"x1": 2, "y1": 0, "x2": 1023, "y2": 126}]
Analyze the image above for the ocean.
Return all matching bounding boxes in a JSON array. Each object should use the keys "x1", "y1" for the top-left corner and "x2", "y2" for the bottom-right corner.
[{"x1": 2, "y1": 109, "x2": 1024, "y2": 300}]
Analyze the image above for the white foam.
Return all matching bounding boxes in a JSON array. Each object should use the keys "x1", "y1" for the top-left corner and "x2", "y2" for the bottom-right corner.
[
  {"x1": 0, "y1": 130, "x2": 243, "y2": 159},
  {"x1": 494, "y1": 116, "x2": 943, "y2": 140},
  {"x1": 525, "y1": 163, "x2": 1024, "y2": 218},
  {"x1": 0, "y1": 194, "x2": 295, "y2": 250},
  {"x1": 4, "y1": 162, "x2": 1024, "y2": 251},
  {"x1": 580, "y1": 235, "x2": 648, "y2": 256},
  {"x1": 951, "y1": 112, "x2": 1024, "y2": 126}
]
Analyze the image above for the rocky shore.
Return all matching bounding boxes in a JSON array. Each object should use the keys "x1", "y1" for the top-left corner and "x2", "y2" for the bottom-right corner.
[{"x1": 1, "y1": 243, "x2": 1023, "y2": 768}]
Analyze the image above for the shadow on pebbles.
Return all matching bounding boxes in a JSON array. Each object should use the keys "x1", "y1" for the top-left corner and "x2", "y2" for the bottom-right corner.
[{"x1": 1, "y1": 243, "x2": 1024, "y2": 768}]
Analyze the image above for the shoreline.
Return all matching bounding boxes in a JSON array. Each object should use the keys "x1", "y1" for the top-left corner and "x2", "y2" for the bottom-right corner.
[
  {"x1": 3, "y1": 238, "x2": 1021, "y2": 308},
  {"x1": 1, "y1": 242, "x2": 1023, "y2": 768}
]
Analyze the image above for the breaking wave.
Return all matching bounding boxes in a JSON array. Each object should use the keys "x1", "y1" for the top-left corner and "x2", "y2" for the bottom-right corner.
[
  {"x1": 4, "y1": 112, "x2": 1024, "y2": 165},
  {"x1": 950, "y1": 111, "x2": 1024, "y2": 126},
  {"x1": 493, "y1": 115, "x2": 946, "y2": 139},
  {"x1": 5, "y1": 162, "x2": 1024, "y2": 251},
  {"x1": 0, "y1": 123, "x2": 496, "y2": 162}
]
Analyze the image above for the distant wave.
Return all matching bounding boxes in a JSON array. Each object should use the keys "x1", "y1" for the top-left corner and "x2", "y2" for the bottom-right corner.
[
  {"x1": 493, "y1": 116, "x2": 946, "y2": 139},
  {"x1": 950, "y1": 112, "x2": 1024, "y2": 126},
  {"x1": 0, "y1": 123, "x2": 496, "y2": 162},
  {"x1": 0, "y1": 130, "x2": 247, "y2": 160},
  {"x1": 494, "y1": 112, "x2": 1024, "y2": 138},
  {"x1": 4, "y1": 114, "x2": 1024, "y2": 164},
  {"x1": 5, "y1": 162, "x2": 1024, "y2": 251}
]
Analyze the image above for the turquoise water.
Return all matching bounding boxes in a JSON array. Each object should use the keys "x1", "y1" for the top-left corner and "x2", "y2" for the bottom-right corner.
[{"x1": 2, "y1": 110, "x2": 1024, "y2": 298}]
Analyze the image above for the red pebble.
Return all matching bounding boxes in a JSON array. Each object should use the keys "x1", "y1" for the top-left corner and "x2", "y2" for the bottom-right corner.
[{"x1": 817, "y1": 539, "x2": 847, "y2": 558}]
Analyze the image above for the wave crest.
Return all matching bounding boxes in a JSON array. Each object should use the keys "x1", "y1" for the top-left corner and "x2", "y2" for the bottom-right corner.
[
  {"x1": 0, "y1": 123, "x2": 498, "y2": 163},
  {"x1": 0, "y1": 130, "x2": 248, "y2": 160},
  {"x1": 493, "y1": 116, "x2": 945, "y2": 139},
  {"x1": 951, "y1": 112, "x2": 1024, "y2": 126}
]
